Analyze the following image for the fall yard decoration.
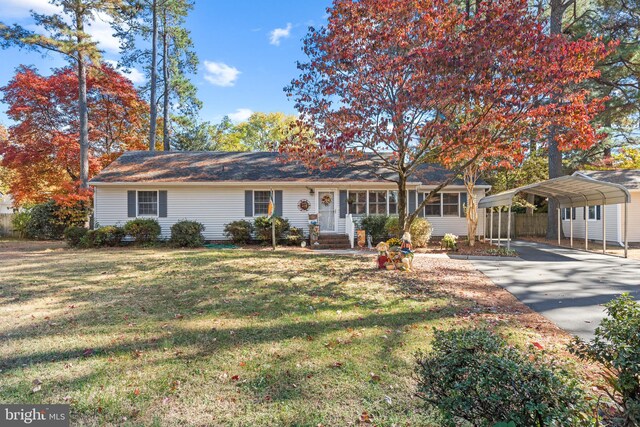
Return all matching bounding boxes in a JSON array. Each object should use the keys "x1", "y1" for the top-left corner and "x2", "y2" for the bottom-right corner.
[{"x1": 281, "y1": 0, "x2": 611, "y2": 233}]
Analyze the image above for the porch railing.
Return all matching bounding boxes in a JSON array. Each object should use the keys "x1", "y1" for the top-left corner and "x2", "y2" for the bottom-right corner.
[{"x1": 345, "y1": 213, "x2": 355, "y2": 249}]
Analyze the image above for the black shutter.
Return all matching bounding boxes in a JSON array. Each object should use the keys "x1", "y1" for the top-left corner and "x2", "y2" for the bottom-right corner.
[
  {"x1": 127, "y1": 191, "x2": 136, "y2": 217},
  {"x1": 408, "y1": 190, "x2": 416, "y2": 213},
  {"x1": 417, "y1": 193, "x2": 425, "y2": 217},
  {"x1": 159, "y1": 191, "x2": 167, "y2": 217},
  {"x1": 572, "y1": 208, "x2": 576, "y2": 220},
  {"x1": 274, "y1": 190, "x2": 283, "y2": 217},
  {"x1": 597, "y1": 205, "x2": 601, "y2": 220},
  {"x1": 245, "y1": 190, "x2": 253, "y2": 217},
  {"x1": 459, "y1": 192, "x2": 468, "y2": 217},
  {"x1": 339, "y1": 190, "x2": 347, "y2": 218}
]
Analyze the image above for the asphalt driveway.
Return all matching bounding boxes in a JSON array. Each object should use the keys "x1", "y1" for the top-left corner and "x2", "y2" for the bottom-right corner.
[{"x1": 470, "y1": 241, "x2": 640, "y2": 340}]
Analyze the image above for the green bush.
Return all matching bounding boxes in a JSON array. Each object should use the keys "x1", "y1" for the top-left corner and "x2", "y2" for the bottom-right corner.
[
  {"x1": 285, "y1": 226, "x2": 305, "y2": 246},
  {"x1": 441, "y1": 233, "x2": 458, "y2": 250},
  {"x1": 416, "y1": 328, "x2": 591, "y2": 427},
  {"x1": 254, "y1": 216, "x2": 290, "y2": 243},
  {"x1": 83, "y1": 226, "x2": 125, "y2": 247},
  {"x1": 13, "y1": 200, "x2": 89, "y2": 240},
  {"x1": 170, "y1": 220, "x2": 205, "y2": 247},
  {"x1": 224, "y1": 220, "x2": 254, "y2": 244},
  {"x1": 569, "y1": 294, "x2": 640, "y2": 426},
  {"x1": 384, "y1": 216, "x2": 433, "y2": 248},
  {"x1": 11, "y1": 211, "x2": 31, "y2": 238},
  {"x1": 64, "y1": 226, "x2": 88, "y2": 247},
  {"x1": 123, "y1": 218, "x2": 161, "y2": 244},
  {"x1": 359, "y1": 215, "x2": 389, "y2": 245}
]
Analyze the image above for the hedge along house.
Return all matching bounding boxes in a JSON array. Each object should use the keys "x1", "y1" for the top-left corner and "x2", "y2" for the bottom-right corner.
[{"x1": 89, "y1": 151, "x2": 490, "y2": 245}]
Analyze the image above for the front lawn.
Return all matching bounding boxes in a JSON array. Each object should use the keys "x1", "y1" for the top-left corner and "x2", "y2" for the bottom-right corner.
[{"x1": 0, "y1": 244, "x2": 586, "y2": 426}]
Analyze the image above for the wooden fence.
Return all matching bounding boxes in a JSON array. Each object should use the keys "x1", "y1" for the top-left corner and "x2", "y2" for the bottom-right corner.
[
  {"x1": 486, "y1": 212, "x2": 547, "y2": 238},
  {"x1": 0, "y1": 213, "x2": 16, "y2": 237}
]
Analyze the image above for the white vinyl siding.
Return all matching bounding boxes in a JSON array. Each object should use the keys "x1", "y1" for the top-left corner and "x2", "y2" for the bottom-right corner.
[
  {"x1": 561, "y1": 204, "x2": 619, "y2": 243},
  {"x1": 93, "y1": 185, "x2": 487, "y2": 241}
]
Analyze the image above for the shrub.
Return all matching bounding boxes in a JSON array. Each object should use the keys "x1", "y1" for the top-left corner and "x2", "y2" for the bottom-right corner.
[
  {"x1": 224, "y1": 220, "x2": 254, "y2": 244},
  {"x1": 384, "y1": 216, "x2": 433, "y2": 248},
  {"x1": 254, "y1": 216, "x2": 290, "y2": 243},
  {"x1": 123, "y1": 218, "x2": 161, "y2": 244},
  {"x1": 88, "y1": 226, "x2": 125, "y2": 247},
  {"x1": 14, "y1": 200, "x2": 89, "y2": 240},
  {"x1": 285, "y1": 226, "x2": 305, "y2": 246},
  {"x1": 569, "y1": 294, "x2": 640, "y2": 426},
  {"x1": 64, "y1": 226, "x2": 88, "y2": 247},
  {"x1": 416, "y1": 328, "x2": 591, "y2": 427},
  {"x1": 170, "y1": 220, "x2": 205, "y2": 247},
  {"x1": 11, "y1": 211, "x2": 31, "y2": 238},
  {"x1": 360, "y1": 215, "x2": 389, "y2": 245},
  {"x1": 441, "y1": 233, "x2": 458, "y2": 250}
]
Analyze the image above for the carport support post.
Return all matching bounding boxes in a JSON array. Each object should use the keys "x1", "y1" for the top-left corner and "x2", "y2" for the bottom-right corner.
[
  {"x1": 498, "y1": 208, "x2": 502, "y2": 248},
  {"x1": 624, "y1": 202, "x2": 628, "y2": 258},
  {"x1": 585, "y1": 206, "x2": 589, "y2": 251},
  {"x1": 557, "y1": 208, "x2": 561, "y2": 246},
  {"x1": 602, "y1": 204, "x2": 606, "y2": 254},
  {"x1": 489, "y1": 208, "x2": 494, "y2": 245},
  {"x1": 570, "y1": 210, "x2": 573, "y2": 248},
  {"x1": 507, "y1": 205, "x2": 512, "y2": 251}
]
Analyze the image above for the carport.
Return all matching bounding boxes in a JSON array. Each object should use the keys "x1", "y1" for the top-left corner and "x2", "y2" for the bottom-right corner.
[{"x1": 478, "y1": 174, "x2": 632, "y2": 258}]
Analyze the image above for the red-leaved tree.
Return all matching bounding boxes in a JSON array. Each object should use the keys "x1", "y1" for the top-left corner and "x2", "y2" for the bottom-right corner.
[
  {"x1": 281, "y1": 0, "x2": 611, "y2": 232},
  {"x1": 0, "y1": 63, "x2": 148, "y2": 206}
]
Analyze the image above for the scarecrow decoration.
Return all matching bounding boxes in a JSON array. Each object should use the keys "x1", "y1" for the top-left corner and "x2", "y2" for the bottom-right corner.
[{"x1": 376, "y1": 232, "x2": 414, "y2": 271}]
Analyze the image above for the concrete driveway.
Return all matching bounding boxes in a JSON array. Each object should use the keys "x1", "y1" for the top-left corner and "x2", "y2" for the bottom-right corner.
[{"x1": 470, "y1": 241, "x2": 640, "y2": 340}]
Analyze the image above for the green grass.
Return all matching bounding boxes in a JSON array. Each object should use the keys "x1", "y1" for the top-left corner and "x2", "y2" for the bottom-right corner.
[{"x1": 0, "y1": 246, "x2": 546, "y2": 426}]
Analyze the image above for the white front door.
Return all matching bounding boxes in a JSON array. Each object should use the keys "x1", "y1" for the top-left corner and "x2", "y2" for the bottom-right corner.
[{"x1": 318, "y1": 191, "x2": 336, "y2": 233}]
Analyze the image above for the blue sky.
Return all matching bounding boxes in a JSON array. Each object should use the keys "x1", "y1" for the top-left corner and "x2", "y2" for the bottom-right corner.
[{"x1": 0, "y1": 0, "x2": 331, "y2": 125}]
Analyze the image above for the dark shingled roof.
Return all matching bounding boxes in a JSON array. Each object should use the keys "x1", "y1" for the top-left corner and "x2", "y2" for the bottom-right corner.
[
  {"x1": 89, "y1": 151, "x2": 480, "y2": 186},
  {"x1": 577, "y1": 170, "x2": 640, "y2": 190}
]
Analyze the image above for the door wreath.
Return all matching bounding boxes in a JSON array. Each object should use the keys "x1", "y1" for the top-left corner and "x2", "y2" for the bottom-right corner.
[{"x1": 321, "y1": 194, "x2": 332, "y2": 206}]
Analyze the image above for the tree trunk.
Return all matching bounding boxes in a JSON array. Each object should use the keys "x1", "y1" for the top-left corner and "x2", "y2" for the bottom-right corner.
[
  {"x1": 76, "y1": 8, "x2": 89, "y2": 189},
  {"x1": 464, "y1": 165, "x2": 480, "y2": 246},
  {"x1": 546, "y1": 0, "x2": 567, "y2": 240},
  {"x1": 78, "y1": 57, "x2": 89, "y2": 188},
  {"x1": 397, "y1": 178, "x2": 407, "y2": 234},
  {"x1": 162, "y1": 7, "x2": 170, "y2": 151},
  {"x1": 149, "y1": 0, "x2": 158, "y2": 151}
]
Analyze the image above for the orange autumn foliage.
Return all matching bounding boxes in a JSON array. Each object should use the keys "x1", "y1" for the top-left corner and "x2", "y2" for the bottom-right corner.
[{"x1": 0, "y1": 63, "x2": 148, "y2": 206}]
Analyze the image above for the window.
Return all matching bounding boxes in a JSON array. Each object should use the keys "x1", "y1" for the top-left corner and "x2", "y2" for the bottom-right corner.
[
  {"x1": 368, "y1": 190, "x2": 387, "y2": 214},
  {"x1": 137, "y1": 191, "x2": 158, "y2": 216},
  {"x1": 424, "y1": 193, "x2": 441, "y2": 217},
  {"x1": 347, "y1": 191, "x2": 367, "y2": 215},
  {"x1": 253, "y1": 190, "x2": 271, "y2": 216},
  {"x1": 388, "y1": 191, "x2": 398, "y2": 215},
  {"x1": 442, "y1": 193, "x2": 459, "y2": 216},
  {"x1": 562, "y1": 208, "x2": 576, "y2": 220},
  {"x1": 587, "y1": 205, "x2": 601, "y2": 220}
]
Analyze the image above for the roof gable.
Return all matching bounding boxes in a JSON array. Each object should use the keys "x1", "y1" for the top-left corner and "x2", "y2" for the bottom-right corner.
[{"x1": 575, "y1": 170, "x2": 640, "y2": 190}]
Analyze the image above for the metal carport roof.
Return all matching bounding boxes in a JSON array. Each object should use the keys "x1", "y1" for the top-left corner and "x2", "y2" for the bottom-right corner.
[
  {"x1": 478, "y1": 173, "x2": 631, "y2": 209},
  {"x1": 477, "y1": 173, "x2": 631, "y2": 257}
]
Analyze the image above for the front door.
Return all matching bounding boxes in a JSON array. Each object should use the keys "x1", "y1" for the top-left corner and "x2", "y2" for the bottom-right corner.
[{"x1": 318, "y1": 191, "x2": 336, "y2": 233}]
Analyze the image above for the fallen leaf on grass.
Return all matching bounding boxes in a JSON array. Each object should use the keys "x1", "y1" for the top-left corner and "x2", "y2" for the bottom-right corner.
[
  {"x1": 82, "y1": 348, "x2": 94, "y2": 357},
  {"x1": 370, "y1": 373, "x2": 381, "y2": 383},
  {"x1": 231, "y1": 375, "x2": 240, "y2": 381},
  {"x1": 532, "y1": 342, "x2": 544, "y2": 350}
]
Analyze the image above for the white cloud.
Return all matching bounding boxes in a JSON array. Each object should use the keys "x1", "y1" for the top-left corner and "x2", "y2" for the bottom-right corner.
[
  {"x1": 203, "y1": 61, "x2": 240, "y2": 87},
  {"x1": 104, "y1": 60, "x2": 145, "y2": 85},
  {"x1": 228, "y1": 108, "x2": 253, "y2": 123},
  {"x1": 0, "y1": 0, "x2": 61, "y2": 18},
  {"x1": 0, "y1": 2, "x2": 120, "y2": 53},
  {"x1": 269, "y1": 23, "x2": 292, "y2": 46}
]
